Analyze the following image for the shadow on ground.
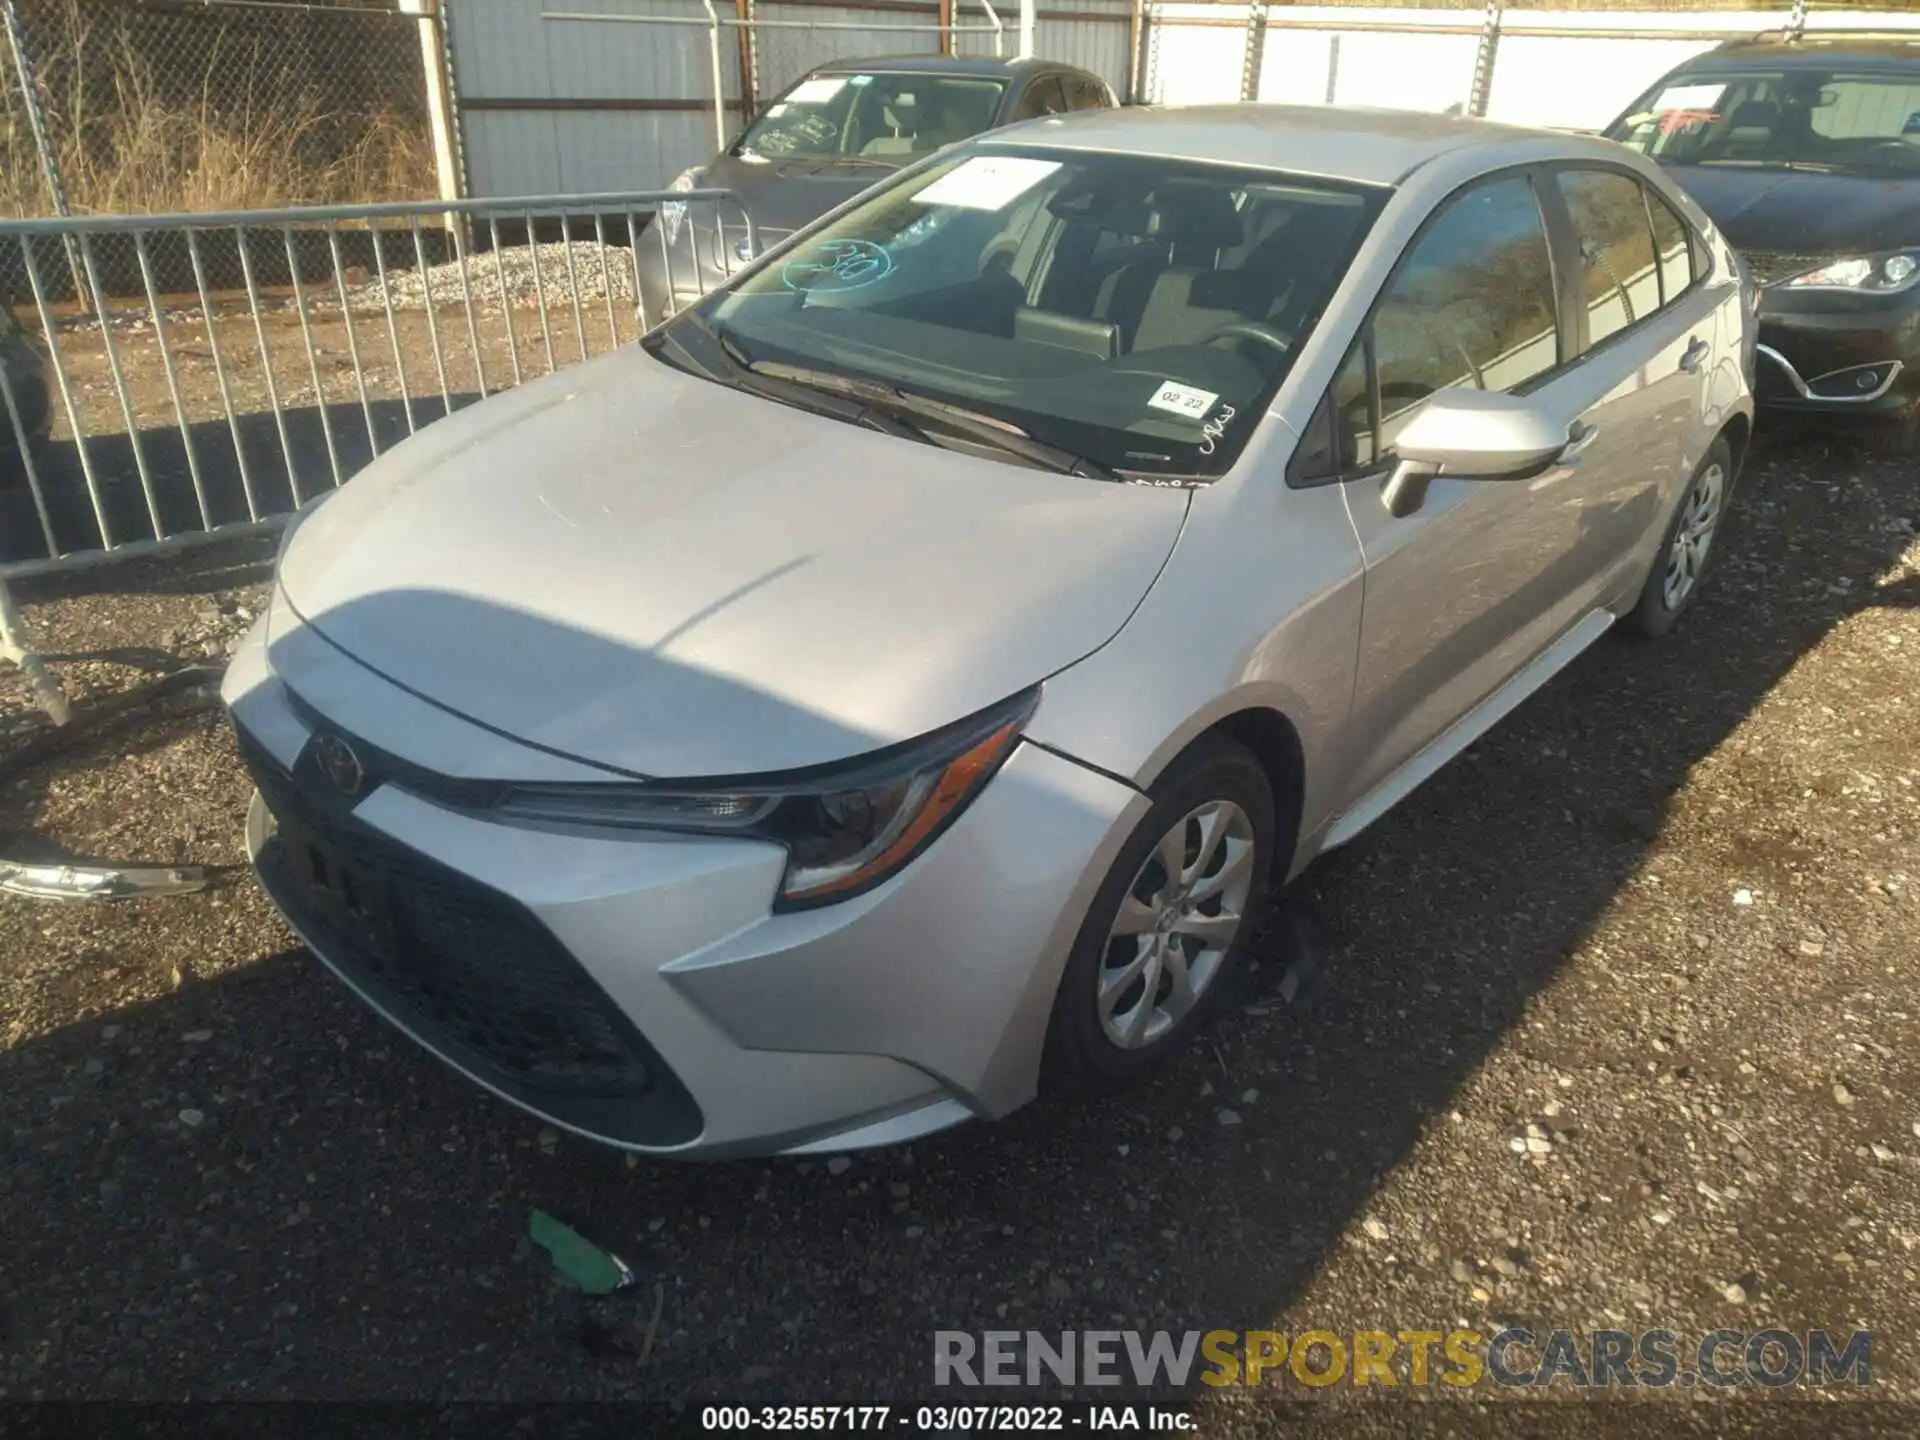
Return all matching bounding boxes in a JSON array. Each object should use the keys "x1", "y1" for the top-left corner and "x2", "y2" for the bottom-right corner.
[
  {"x1": 0, "y1": 394, "x2": 479, "y2": 566},
  {"x1": 0, "y1": 425, "x2": 1915, "y2": 1408}
]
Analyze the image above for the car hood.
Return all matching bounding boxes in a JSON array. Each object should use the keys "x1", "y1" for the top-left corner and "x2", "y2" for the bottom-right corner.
[
  {"x1": 698, "y1": 152, "x2": 905, "y2": 237},
  {"x1": 1664, "y1": 165, "x2": 1920, "y2": 255},
  {"x1": 276, "y1": 350, "x2": 1190, "y2": 779}
]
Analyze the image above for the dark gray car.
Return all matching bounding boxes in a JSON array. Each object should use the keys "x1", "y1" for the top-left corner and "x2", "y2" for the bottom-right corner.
[{"x1": 636, "y1": 55, "x2": 1115, "y2": 324}]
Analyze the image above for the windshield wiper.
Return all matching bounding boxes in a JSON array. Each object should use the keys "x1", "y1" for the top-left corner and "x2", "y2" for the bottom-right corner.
[
  {"x1": 653, "y1": 316, "x2": 930, "y2": 442},
  {"x1": 748, "y1": 362, "x2": 1116, "y2": 480}
]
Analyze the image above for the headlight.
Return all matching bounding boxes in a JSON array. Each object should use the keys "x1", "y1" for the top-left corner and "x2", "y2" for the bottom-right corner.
[
  {"x1": 659, "y1": 168, "x2": 701, "y2": 247},
  {"x1": 495, "y1": 688, "x2": 1038, "y2": 908},
  {"x1": 1785, "y1": 251, "x2": 1920, "y2": 293}
]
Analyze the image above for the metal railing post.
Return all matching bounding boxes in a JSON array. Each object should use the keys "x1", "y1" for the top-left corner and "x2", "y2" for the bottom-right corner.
[
  {"x1": 1468, "y1": 0, "x2": 1503, "y2": 119},
  {"x1": 1325, "y1": 33, "x2": 1340, "y2": 105},
  {"x1": 1240, "y1": 0, "x2": 1270, "y2": 103},
  {"x1": 1785, "y1": 0, "x2": 1809, "y2": 44},
  {"x1": 1, "y1": 0, "x2": 85, "y2": 310}
]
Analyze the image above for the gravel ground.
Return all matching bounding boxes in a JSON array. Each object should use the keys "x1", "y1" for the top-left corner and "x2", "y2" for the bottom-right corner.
[{"x1": 0, "y1": 422, "x2": 1917, "y2": 1432}]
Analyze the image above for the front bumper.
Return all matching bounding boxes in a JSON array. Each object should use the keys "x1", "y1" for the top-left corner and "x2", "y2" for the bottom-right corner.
[
  {"x1": 1752, "y1": 287, "x2": 1920, "y2": 418},
  {"x1": 223, "y1": 610, "x2": 1144, "y2": 1158}
]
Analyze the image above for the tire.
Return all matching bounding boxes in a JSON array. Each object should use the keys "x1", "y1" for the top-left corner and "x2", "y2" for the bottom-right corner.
[
  {"x1": 1623, "y1": 436, "x2": 1735, "y2": 639},
  {"x1": 1041, "y1": 737, "x2": 1276, "y2": 1095}
]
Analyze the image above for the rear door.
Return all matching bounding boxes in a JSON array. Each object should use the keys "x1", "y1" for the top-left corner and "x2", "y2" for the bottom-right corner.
[{"x1": 1536, "y1": 164, "x2": 1717, "y2": 622}]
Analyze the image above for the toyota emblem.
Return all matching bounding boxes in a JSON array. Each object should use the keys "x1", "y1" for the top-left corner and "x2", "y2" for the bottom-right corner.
[{"x1": 313, "y1": 733, "x2": 366, "y2": 798}]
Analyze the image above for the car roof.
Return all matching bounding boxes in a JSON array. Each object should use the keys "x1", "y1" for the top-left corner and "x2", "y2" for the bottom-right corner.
[
  {"x1": 993, "y1": 104, "x2": 1584, "y2": 187},
  {"x1": 810, "y1": 54, "x2": 1091, "y2": 80},
  {"x1": 1684, "y1": 35, "x2": 1920, "y2": 71}
]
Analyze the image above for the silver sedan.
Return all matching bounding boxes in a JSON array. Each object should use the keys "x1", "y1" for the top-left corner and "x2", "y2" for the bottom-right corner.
[{"x1": 223, "y1": 105, "x2": 1756, "y2": 1158}]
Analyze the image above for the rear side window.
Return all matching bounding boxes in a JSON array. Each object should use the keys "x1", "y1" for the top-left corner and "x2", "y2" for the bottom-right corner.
[
  {"x1": 1014, "y1": 77, "x2": 1068, "y2": 120},
  {"x1": 1370, "y1": 175, "x2": 1561, "y2": 451},
  {"x1": 1066, "y1": 76, "x2": 1110, "y2": 111},
  {"x1": 1557, "y1": 168, "x2": 1659, "y2": 347},
  {"x1": 1645, "y1": 188, "x2": 1695, "y2": 304}
]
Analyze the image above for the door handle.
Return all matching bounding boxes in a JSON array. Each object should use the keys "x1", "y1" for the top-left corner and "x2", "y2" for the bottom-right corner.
[
  {"x1": 1679, "y1": 337, "x2": 1711, "y2": 374},
  {"x1": 1559, "y1": 420, "x2": 1600, "y2": 463}
]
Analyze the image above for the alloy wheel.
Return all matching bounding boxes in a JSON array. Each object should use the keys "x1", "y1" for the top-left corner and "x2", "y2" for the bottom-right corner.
[
  {"x1": 1096, "y1": 799, "x2": 1257, "y2": 1050},
  {"x1": 1661, "y1": 461, "x2": 1725, "y2": 612}
]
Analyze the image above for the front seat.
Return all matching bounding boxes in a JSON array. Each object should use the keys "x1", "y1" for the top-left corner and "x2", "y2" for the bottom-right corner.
[
  {"x1": 1122, "y1": 188, "x2": 1251, "y2": 353},
  {"x1": 860, "y1": 98, "x2": 922, "y2": 157}
]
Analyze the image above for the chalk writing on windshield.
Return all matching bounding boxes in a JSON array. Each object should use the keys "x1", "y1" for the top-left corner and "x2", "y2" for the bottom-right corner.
[{"x1": 781, "y1": 239, "x2": 895, "y2": 293}]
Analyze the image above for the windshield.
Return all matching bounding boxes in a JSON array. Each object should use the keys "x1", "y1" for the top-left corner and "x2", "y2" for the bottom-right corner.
[
  {"x1": 1608, "y1": 68, "x2": 1920, "y2": 177},
  {"x1": 670, "y1": 146, "x2": 1380, "y2": 479},
  {"x1": 732, "y1": 73, "x2": 1007, "y2": 163}
]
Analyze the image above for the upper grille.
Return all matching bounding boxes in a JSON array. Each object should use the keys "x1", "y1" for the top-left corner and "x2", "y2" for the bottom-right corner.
[
  {"x1": 238, "y1": 729, "x2": 657, "y2": 1099},
  {"x1": 1742, "y1": 250, "x2": 1827, "y2": 287}
]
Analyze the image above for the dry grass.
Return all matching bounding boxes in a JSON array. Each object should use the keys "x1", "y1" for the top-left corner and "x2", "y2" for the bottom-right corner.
[{"x1": 0, "y1": 0, "x2": 435, "y2": 219}]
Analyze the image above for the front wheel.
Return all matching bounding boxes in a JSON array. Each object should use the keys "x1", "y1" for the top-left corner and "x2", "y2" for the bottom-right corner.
[
  {"x1": 1623, "y1": 436, "x2": 1734, "y2": 639},
  {"x1": 1041, "y1": 737, "x2": 1275, "y2": 1094}
]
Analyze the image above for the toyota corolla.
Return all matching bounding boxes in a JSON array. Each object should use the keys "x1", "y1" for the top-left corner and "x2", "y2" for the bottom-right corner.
[{"x1": 224, "y1": 106, "x2": 1756, "y2": 1158}]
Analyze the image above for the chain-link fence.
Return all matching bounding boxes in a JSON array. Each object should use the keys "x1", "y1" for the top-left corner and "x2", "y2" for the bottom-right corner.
[{"x1": 0, "y1": 0, "x2": 435, "y2": 225}]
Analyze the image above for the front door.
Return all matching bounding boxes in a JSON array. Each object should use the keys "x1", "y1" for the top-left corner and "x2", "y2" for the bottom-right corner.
[{"x1": 1337, "y1": 171, "x2": 1598, "y2": 804}]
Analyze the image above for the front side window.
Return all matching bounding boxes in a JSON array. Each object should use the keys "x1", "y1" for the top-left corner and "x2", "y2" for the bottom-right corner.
[
  {"x1": 1557, "y1": 168, "x2": 1659, "y2": 347},
  {"x1": 1369, "y1": 175, "x2": 1560, "y2": 452},
  {"x1": 734, "y1": 73, "x2": 1007, "y2": 162},
  {"x1": 1608, "y1": 69, "x2": 1920, "y2": 179},
  {"x1": 675, "y1": 146, "x2": 1381, "y2": 478}
]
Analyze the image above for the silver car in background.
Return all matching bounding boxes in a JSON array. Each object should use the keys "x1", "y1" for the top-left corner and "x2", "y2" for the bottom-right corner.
[{"x1": 224, "y1": 106, "x2": 1755, "y2": 1158}]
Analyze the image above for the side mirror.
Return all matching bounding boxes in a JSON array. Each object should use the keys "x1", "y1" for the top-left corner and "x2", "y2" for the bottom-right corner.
[{"x1": 1380, "y1": 388, "x2": 1582, "y2": 518}]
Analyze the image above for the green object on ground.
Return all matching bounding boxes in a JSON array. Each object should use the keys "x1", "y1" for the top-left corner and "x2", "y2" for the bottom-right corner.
[{"x1": 529, "y1": 1208, "x2": 635, "y2": 1294}]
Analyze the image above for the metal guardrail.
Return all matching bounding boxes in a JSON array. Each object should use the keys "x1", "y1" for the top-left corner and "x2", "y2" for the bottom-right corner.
[
  {"x1": 0, "y1": 186, "x2": 753, "y2": 582},
  {"x1": 0, "y1": 185, "x2": 753, "y2": 720}
]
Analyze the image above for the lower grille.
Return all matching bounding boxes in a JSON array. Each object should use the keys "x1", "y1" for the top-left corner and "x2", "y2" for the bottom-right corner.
[
  {"x1": 1743, "y1": 250, "x2": 1826, "y2": 287},
  {"x1": 237, "y1": 729, "x2": 656, "y2": 1099}
]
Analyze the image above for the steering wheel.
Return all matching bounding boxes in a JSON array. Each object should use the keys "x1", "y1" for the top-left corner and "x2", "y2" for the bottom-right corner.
[{"x1": 1207, "y1": 320, "x2": 1291, "y2": 356}]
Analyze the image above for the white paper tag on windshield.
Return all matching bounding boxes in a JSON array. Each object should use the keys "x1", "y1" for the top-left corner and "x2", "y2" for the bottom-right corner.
[
  {"x1": 787, "y1": 77, "x2": 848, "y2": 105},
  {"x1": 1147, "y1": 381, "x2": 1220, "y2": 420},
  {"x1": 913, "y1": 156, "x2": 1062, "y2": 211},
  {"x1": 1652, "y1": 83, "x2": 1726, "y2": 113}
]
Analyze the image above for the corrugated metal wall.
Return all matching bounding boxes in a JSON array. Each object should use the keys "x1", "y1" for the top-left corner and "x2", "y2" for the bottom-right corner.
[
  {"x1": 448, "y1": 0, "x2": 742, "y2": 195},
  {"x1": 446, "y1": 0, "x2": 1132, "y2": 197},
  {"x1": 446, "y1": 2, "x2": 1920, "y2": 199}
]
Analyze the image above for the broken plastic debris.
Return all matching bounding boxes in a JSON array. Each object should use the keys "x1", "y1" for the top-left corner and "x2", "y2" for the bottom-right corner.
[
  {"x1": 529, "y1": 1209, "x2": 635, "y2": 1294},
  {"x1": 0, "y1": 860, "x2": 210, "y2": 901}
]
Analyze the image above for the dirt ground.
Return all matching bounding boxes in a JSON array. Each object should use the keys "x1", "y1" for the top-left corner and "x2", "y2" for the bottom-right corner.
[{"x1": 0, "y1": 419, "x2": 1916, "y2": 1432}]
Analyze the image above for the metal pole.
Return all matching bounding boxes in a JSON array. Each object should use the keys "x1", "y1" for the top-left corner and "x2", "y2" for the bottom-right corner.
[
  {"x1": 1240, "y1": 0, "x2": 1269, "y2": 103},
  {"x1": 1127, "y1": 0, "x2": 1143, "y2": 103},
  {"x1": 1019, "y1": 0, "x2": 1034, "y2": 59},
  {"x1": 1325, "y1": 33, "x2": 1340, "y2": 105},
  {"x1": 1, "y1": 0, "x2": 85, "y2": 309},
  {"x1": 702, "y1": 0, "x2": 728, "y2": 151},
  {"x1": 1785, "y1": 0, "x2": 1808, "y2": 43},
  {"x1": 734, "y1": 0, "x2": 757, "y2": 124},
  {"x1": 1468, "y1": 0, "x2": 1503, "y2": 119},
  {"x1": 1143, "y1": 0, "x2": 1162, "y2": 106}
]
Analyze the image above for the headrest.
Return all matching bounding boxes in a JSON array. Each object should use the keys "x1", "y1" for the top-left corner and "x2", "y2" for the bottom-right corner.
[{"x1": 1148, "y1": 182, "x2": 1244, "y2": 248}]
